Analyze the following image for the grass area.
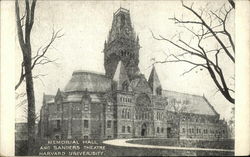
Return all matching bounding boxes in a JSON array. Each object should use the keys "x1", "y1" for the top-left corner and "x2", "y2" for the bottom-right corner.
[
  {"x1": 127, "y1": 138, "x2": 234, "y2": 150},
  {"x1": 103, "y1": 144, "x2": 234, "y2": 156}
]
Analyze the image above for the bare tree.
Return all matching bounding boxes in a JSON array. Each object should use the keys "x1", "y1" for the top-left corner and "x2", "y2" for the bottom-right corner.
[
  {"x1": 15, "y1": 0, "x2": 63, "y2": 154},
  {"x1": 151, "y1": 1, "x2": 235, "y2": 104},
  {"x1": 166, "y1": 99, "x2": 188, "y2": 140}
]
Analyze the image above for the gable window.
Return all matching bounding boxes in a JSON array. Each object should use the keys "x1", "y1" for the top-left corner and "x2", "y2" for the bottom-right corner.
[
  {"x1": 156, "y1": 87, "x2": 162, "y2": 96},
  {"x1": 107, "y1": 120, "x2": 112, "y2": 128},
  {"x1": 84, "y1": 120, "x2": 89, "y2": 128}
]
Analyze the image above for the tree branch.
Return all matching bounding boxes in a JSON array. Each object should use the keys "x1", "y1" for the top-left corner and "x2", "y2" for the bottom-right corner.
[
  {"x1": 15, "y1": 62, "x2": 25, "y2": 90},
  {"x1": 31, "y1": 29, "x2": 63, "y2": 70},
  {"x1": 182, "y1": 1, "x2": 235, "y2": 63}
]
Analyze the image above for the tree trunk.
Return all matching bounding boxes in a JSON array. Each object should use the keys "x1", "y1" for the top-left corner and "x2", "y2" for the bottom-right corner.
[{"x1": 23, "y1": 47, "x2": 36, "y2": 155}]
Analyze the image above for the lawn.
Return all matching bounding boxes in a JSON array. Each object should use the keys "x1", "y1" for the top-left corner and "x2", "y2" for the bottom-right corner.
[
  {"x1": 127, "y1": 138, "x2": 234, "y2": 149},
  {"x1": 103, "y1": 144, "x2": 234, "y2": 156}
]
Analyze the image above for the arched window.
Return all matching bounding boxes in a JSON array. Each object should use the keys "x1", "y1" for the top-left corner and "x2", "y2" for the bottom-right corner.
[
  {"x1": 157, "y1": 112, "x2": 160, "y2": 120},
  {"x1": 127, "y1": 109, "x2": 130, "y2": 119},
  {"x1": 122, "y1": 81, "x2": 129, "y2": 91}
]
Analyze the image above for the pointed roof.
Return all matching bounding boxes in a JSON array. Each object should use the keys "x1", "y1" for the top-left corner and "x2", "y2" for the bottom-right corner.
[
  {"x1": 107, "y1": 7, "x2": 135, "y2": 44},
  {"x1": 148, "y1": 65, "x2": 162, "y2": 94},
  {"x1": 113, "y1": 61, "x2": 130, "y2": 90}
]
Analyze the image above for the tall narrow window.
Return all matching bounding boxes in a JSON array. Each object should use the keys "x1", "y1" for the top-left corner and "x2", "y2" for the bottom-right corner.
[
  {"x1": 107, "y1": 120, "x2": 112, "y2": 128},
  {"x1": 84, "y1": 120, "x2": 89, "y2": 128},
  {"x1": 120, "y1": 14, "x2": 125, "y2": 27},
  {"x1": 156, "y1": 87, "x2": 162, "y2": 96},
  {"x1": 56, "y1": 120, "x2": 61, "y2": 129},
  {"x1": 127, "y1": 126, "x2": 131, "y2": 133},
  {"x1": 122, "y1": 126, "x2": 125, "y2": 133},
  {"x1": 127, "y1": 109, "x2": 130, "y2": 119},
  {"x1": 157, "y1": 127, "x2": 160, "y2": 133},
  {"x1": 122, "y1": 109, "x2": 125, "y2": 118}
]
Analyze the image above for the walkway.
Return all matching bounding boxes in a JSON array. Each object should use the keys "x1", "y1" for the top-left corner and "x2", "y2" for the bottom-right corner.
[{"x1": 103, "y1": 138, "x2": 234, "y2": 152}]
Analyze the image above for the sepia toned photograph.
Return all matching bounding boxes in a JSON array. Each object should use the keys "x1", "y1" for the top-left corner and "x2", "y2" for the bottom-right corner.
[{"x1": 12, "y1": 0, "x2": 237, "y2": 156}]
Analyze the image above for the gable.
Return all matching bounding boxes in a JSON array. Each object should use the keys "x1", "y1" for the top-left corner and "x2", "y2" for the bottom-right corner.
[{"x1": 130, "y1": 75, "x2": 152, "y2": 93}]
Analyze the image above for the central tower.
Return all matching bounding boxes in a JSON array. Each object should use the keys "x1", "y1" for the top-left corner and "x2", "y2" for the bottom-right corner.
[{"x1": 104, "y1": 8, "x2": 140, "y2": 80}]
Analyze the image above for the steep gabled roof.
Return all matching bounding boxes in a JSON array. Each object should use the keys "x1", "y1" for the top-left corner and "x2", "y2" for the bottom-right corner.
[
  {"x1": 148, "y1": 66, "x2": 162, "y2": 94},
  {"x1": 113, "y1": 61, "x2": 131, "y2": 90},
  {"x1": 163, "y1": 90, "x2": 218, "y2": 116}
]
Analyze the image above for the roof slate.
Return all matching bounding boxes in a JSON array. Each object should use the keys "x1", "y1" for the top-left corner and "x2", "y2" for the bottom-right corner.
[
  {"x1": 64, "y1": 71, "x2": 112, "y2": 93},
  {"x1": 163, "y1": 90, "x2": 218, "y2": 116}
]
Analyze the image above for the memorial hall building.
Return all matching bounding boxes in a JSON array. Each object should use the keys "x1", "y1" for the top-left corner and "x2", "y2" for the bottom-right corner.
[{"x1": 39, "y1": 8, "x2": 228, "y2": 140}]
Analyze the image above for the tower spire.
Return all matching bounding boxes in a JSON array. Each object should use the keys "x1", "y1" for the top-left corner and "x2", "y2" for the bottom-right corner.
[
  {"x1": 104, "y1": 7, "x2": 140, "y2": 79},
  {"x1": 148, "y1": 65, "x2": 162, "y2": 95}
]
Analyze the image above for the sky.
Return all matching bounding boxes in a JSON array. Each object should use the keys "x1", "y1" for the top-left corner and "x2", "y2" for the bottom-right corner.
[{"x1": 15, "y1": 0, "x2": 235, "y2": 122}]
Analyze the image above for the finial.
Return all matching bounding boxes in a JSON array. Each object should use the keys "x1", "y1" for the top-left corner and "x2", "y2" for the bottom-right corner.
[{"x1": 104, "y1": 40, "x2": 107, "y2": 48}]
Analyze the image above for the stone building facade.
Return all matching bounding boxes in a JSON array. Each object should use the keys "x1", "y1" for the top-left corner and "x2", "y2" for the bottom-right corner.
[{"x1": 39, "y1": 8, "x2": 228, "y2": 140}]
